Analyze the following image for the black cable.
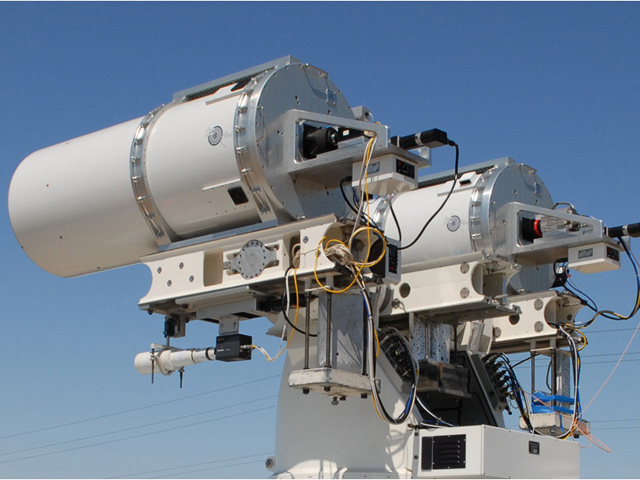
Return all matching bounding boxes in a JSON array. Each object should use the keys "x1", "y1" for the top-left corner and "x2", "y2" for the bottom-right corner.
[
  {"x1": 282, "y1": 267, "x2": 317, "y2": 337},
  {"x1": 372, "y1": 327, "x2": 418, "y2": 425},
  {"x1": 565, "y1": 279, "x2": 599, "y2": 313},
  {"x1": 499, "y1": 354, "x2": 532, "y2": 432},
  {"x1": 399, "y1": 143, "x2": 459, "y2": 251},
  {"x1": 340, "y1": 176, "x2": 380, "y2": 230},
  {"x1": 340, "y1": 176, "x2": 359, "y2": 215},
  {"x1": 389, "y1": 201, "x2": 402, "y2": 242},
  {"x1": 568, "y1": 237, "x2": 640, "y2": 328},
  {"x1": 510, "y1": 355, "x2": 533, "y2": 368},
  {"x1": 545, "y1": 358, "x2": 553, "y2": 391},
  {"x1": 281, "y1": 295, "x2": 317, "y2": 337}
]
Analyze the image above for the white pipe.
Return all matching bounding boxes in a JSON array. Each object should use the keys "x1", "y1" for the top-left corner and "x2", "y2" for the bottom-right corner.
[{"x1": 134, "y1": 347, "x2": 215, "y2": 375}]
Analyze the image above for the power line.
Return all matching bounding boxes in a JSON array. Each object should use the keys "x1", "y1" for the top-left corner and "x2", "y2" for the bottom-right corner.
[
  {"x1": 586, "y1": 327, "x2": 637, "y2": 334},
  {"x1": 0, "y1": 374, "x2": 280, "y2": 440},
  {"x1": 106, "y1": 452, "x2": 272, "y2": 479},
  {"x1": 583, "y1": 351, "x2": 640, "y2": 358},
  {"x1": 582, "y1": 358, "x2": 640, "y2": 365},
  {"x1": 0, "y1": 395, "x2": 277, "y2": 458},
  {"x1": 515, "y1": 358, "x2": 640, "y2": 369},
  {"x1": 595, "y1": 426, "x2": 640, "y2": 431},
  {"x1": 590, "y1": 418, "x2": 640, "y2": 424},
  {"x1": 152, "y1": 458, "x2": 267, "y2": 479},
  {"x1": 0, "y1": 405, "x2": 276, "y2": 465}
]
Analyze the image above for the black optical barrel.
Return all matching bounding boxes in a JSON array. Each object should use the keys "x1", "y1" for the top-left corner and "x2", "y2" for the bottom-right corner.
[
  {"x1": 390, "y1": 128, "x2": 452, "y2": 150},
  {"x1": 608, "y1": 222, "x2": 640, "y2": 238}
]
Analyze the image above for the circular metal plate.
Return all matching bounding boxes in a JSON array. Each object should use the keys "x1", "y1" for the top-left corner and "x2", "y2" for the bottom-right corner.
[{"x1": 237, "y1": 239, "x2": 269, "y2": 279}]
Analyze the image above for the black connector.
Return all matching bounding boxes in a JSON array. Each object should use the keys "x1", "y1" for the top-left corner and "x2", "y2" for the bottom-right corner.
[
  {"x1": 215, "y1": 334, "x2": 253, "y2": 362},
  {"x1": 390, "y1": 128, "x2": 454, "y2": 150},
  {"x1": 607, "y1": 222, "x2": 640, "y2": 238}
]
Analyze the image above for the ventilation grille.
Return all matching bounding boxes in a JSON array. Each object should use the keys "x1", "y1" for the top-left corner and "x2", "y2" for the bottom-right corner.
[{"x1": 421, "y1": 434, "x2": 466, "y2": 471}]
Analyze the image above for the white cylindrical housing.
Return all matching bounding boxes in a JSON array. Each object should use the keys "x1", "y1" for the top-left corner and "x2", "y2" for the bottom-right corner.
[
  {"x1": 144, "y1": 86, "x2": 258, "y2": 238},
  {"x1": 8, "y1": 118, "x2": 158, "y2": 277},
  {"x1": 9, "y1": 60, "x2": 354, "y2": 277},
  {"x1": 380, "y1": 158, "x2": 554, "y2": 269}
]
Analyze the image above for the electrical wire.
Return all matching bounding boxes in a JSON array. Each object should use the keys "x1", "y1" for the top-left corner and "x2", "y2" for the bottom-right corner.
[
  {"x1": 151, "y1": 458, "x2": 268, "y2": 479},
  {"x1": 0, "y1": 396, "x2": 277, "y2": 458},
  {"x1": 107, "y1": 452, "x2": 273, "y2": 479},
  {"x1": 282, "y1": 267, "x2": 317, "y2": 337},
  {"x1": 251, "y1": 267, "x2": 301, "y2": 362},
  {"x1": 399, "y1": 143, "x2": 459, "y2": 251},
  {"x1": 359, "y1": 272, "x2": 418, "y2": 425},
  {"x1": 0, "y1": 374, "x2": 281, "y2": 441},
  {"x1": 0, "y1": 405, "x2": 277, "y2": 465},
  {"x1": 583, "y1": 307, "x2": 640, "y2": 414},
  {"x1": 340, "y1": 176, "x2": 380, "y2": 230},
  {"x1": 556, "y1": 324, "x2": 582, "y2": 439},
  {"x1": 496, "y1": 354, "x2": 533, "y2": 433},
  {"x1": 389, "y1": 200, "x2": 402, "y2": 243},
  {"x1": 567, "y1": 237, "x2": 640, "y2": 328},
  {"x1": 416, "y1": 396, "x2": 455, "y2": 427}
]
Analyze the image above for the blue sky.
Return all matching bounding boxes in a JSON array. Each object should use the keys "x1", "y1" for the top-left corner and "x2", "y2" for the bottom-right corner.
[{"x1": 2, "y1": 2, "x2": 640, "y2": 478}]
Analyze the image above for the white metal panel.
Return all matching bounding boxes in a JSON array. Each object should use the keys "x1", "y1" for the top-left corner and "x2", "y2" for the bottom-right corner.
[
  {"x1": 386, "y1": 171, "x2": 478, "y2": 270},
  {"x1": 414, "y1": 425, "x2": 579, "y2": 478}
]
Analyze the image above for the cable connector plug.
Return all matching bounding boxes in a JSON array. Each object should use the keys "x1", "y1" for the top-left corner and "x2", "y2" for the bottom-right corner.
[{"x1": 391, "y1": 128, "x2": 455, "y2": 150}]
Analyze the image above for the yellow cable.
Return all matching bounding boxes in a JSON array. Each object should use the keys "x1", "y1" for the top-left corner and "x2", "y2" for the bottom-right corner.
[
  {"x1": 313, "y1": 236, "x2": 362, "y2": 294},
  {"x1": 371, "y1": 393, "x2": 386, "y2": 422},
  {"x1": 251, "y1": 267, "x2": 300, "y2": 362},
  {"x1": 282, "y1": 267, "x2": 301, "y2": 352},
  {"x1": 349, "y1": 226, "x2": 387, "y2": 268}
]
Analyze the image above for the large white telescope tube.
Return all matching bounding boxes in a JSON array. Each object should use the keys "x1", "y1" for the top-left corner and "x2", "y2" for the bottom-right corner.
[{"x1": 8, "y1": 57, "x2": 354, "y2": 277}]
